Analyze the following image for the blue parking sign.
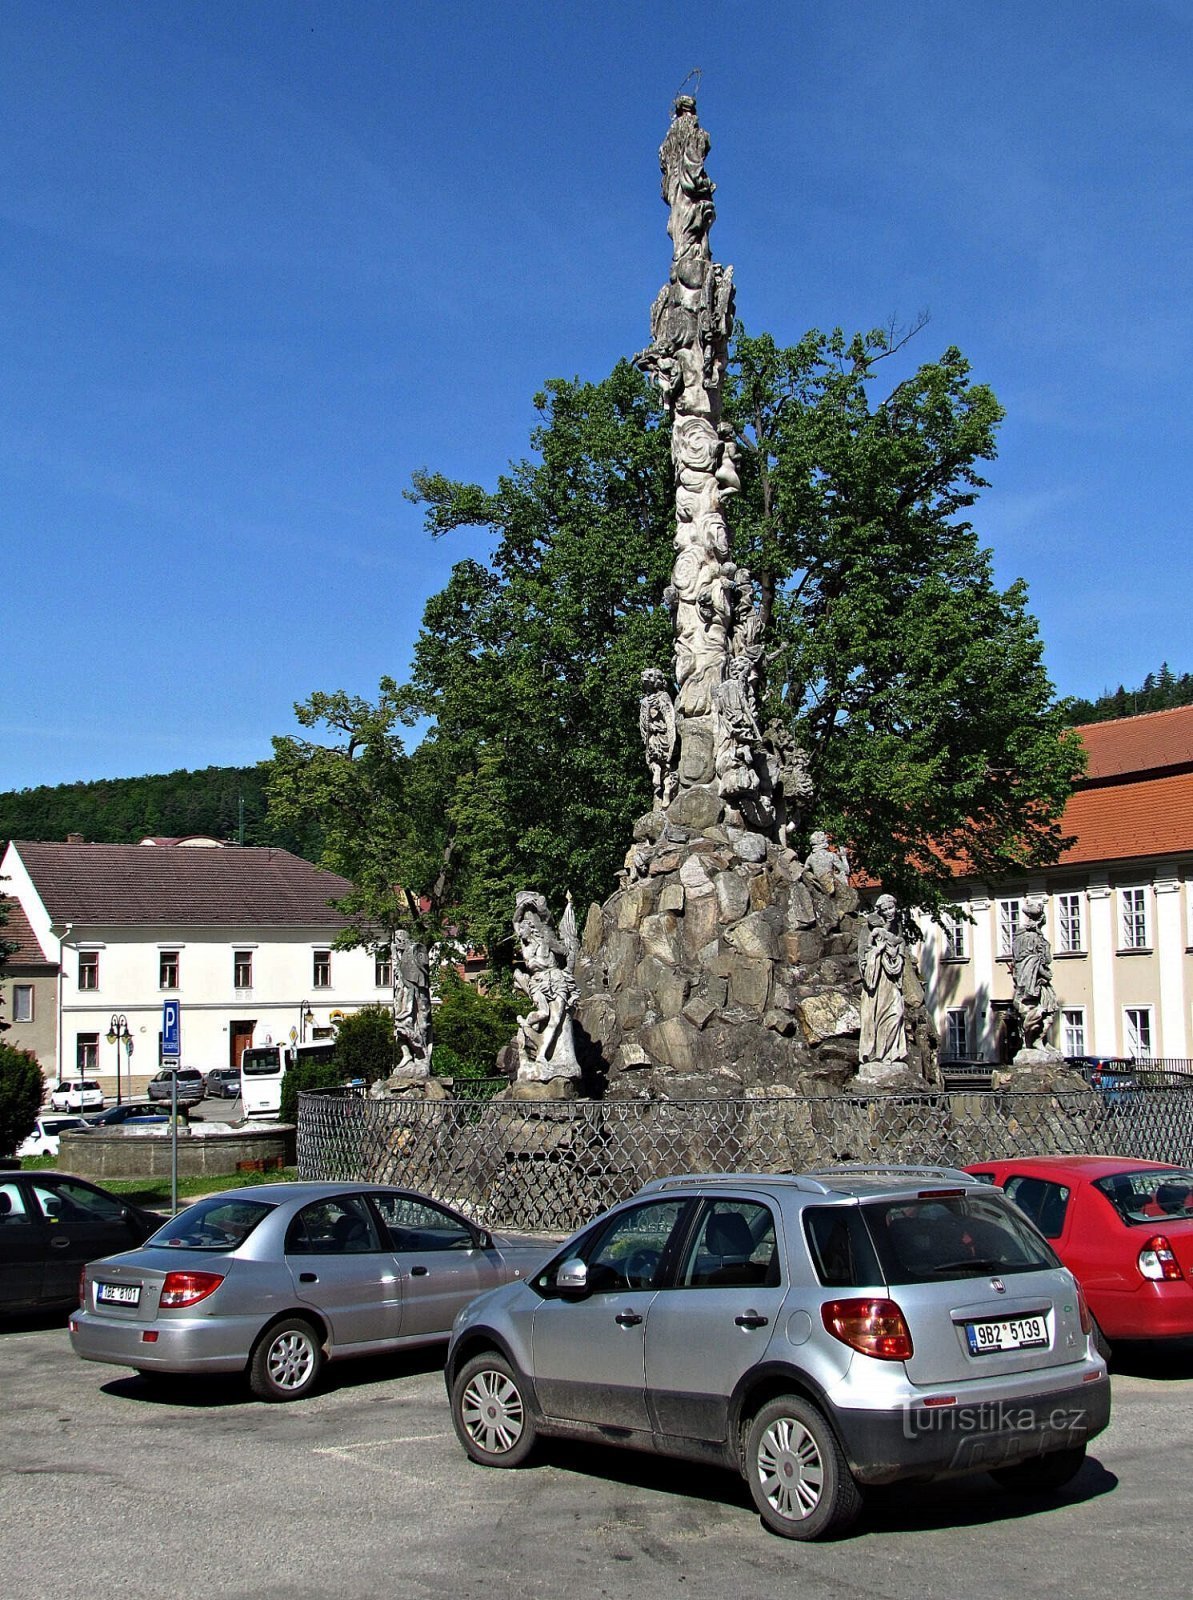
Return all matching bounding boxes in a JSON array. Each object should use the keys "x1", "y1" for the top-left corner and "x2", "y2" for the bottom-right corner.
[{"x1": 162, "y1": 1000, "x2": 181, "y2": 1060}]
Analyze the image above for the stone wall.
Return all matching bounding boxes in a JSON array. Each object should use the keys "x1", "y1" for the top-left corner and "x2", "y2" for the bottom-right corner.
[{"x1": 58, "y1": 1124, "x2": 294, "y2": 1181}]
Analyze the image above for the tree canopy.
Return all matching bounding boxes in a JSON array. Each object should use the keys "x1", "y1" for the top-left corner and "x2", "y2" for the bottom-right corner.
[
  {"x1": 1066, "y1": 662, "x2": 1193, "y2": 725},
  {"x1": 269, "y1": 327, "x2": 1082, "y2": 954}
]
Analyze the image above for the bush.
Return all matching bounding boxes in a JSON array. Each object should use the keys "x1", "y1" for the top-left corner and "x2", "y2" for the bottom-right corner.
[
  {"x1": 0, "y1": 1044, "x2": 45, "y2": 1156},
  {"x1": 433, "y1": 972, "x2": 524, "y2": 1076},
  {"x1": 279, "y1": 1057, "x2": 345, "y2": 1125},
  {"x1": 332, "y1": 1004, "x2": 397, "y2": 1086}
]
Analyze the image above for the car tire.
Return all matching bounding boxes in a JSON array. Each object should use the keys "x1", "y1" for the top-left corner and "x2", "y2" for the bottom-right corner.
[
  {"x1": 991, "y1": 1443, "x2": 1086, "y2": 1495},
  {"x1": 744, "y1": 1394, "x2": 863, "y2": 1541},
  {"x1": 248, "y1": 1317, "x2": 324, "y2": 1402},
  {"x1": 1090, "y1": 1316, "x2": 1112, "y2": 1363},
  {"x1": 451, "y1": 1351, "x2": 538, "y2": 1467}
]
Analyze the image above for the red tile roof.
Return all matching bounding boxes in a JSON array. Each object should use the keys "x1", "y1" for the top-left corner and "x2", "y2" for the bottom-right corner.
[
  {"x1": 1077, "y1": 705, "x2": 1193, "y2": 783},
  {"x1": 12, "y1": 842, "x2": 354, "y2": 928},
  {"x1": 1059, "y1": 769, "x2": 1193, "y2": 866},
  {"x1": 1, "y1": 898, "x2": 51, "y2": 963}
]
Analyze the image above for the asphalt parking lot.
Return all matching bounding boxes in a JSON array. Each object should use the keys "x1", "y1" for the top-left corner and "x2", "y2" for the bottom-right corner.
[{"x1": 3, "y1": 1319, "x2": 1191, "y2": 1600}]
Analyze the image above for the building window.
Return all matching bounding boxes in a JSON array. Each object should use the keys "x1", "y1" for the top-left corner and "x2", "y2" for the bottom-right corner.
[
  {"x1": 159, "y1": 950, "x2": 180, "y2": 988},
  {"x1": 1056, "y1": 893, "x2": 1084, "y2": 955},
  {"x1": 78, "y1": 951, "x2": 99, "y2": 990},
  {"x1": 945, "y1": 1008, "x2": 969, "y2": 1059},
  {"x1": 313, "y1": 949, "x2": 331, "y2": 988},
  {"x1": 234, "y1": 950, "x2": 253, "y2": 989},
  {"x1": 1119, "y1": 888, "x2": 1149, "y2": 950},
  {"x1": 1124, "y1": 1006, "x2": 1153, "y2": 1059},
  {"x1": 375, "y1": 948, "x2": 393, "y2": 988},
  {"x1": 76, "y1": 1033, "x2": 99, "y2": 1073},
  {"x1": 997, "y1": 899, "x2": 1022, "y2": 959},
  {"x1": 13, "y1": 984, "x2": 34, "y2": 1023},
  {"x1": 942, "y1": 914, "x2": 968, "y2": 961},
  {"x1": 1061, "y1": 1008, "x2": 1086, "y2": 1057}
]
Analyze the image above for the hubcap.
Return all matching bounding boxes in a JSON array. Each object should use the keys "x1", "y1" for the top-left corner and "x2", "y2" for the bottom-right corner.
[
  {"x1": 461, "y1": 1369, "x2": 525, "y2": 1454},
  {"x1": 756, "y1": 1416, "x2": 824, "y2": 1520},
  {"x1": 267, "y1": 1330, "x2": 316, "y2": 1392}
]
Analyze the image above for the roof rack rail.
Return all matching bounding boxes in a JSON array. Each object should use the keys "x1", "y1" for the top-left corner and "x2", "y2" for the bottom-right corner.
[
  {"x1": 807, "y1": 1163, "x2": 975, "y2": 1186},
  {"x1": 636, "y1": 1171, "x2": 836, "y2": 1197}
]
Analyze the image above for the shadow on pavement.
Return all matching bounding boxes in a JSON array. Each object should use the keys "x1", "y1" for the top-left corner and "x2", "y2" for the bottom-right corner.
[
  {"x1": 99, "y1": 1341, "x2": 448, "y2": 1407},
  {"x1": 1108, "y1": 1338, "x2": 1193, "y2": 1380},
  {"x1": 0, "y1": 1307, "x2": 76, "y2": 1335}
]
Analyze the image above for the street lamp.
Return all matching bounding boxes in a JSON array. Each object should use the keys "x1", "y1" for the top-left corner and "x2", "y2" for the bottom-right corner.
[
  {"x1": 106, "y1": 1013, "x2": 132, "y2": 1105},
  {"x1": 299, "y1": 1001, "x2": 315, "y2": 1043}
]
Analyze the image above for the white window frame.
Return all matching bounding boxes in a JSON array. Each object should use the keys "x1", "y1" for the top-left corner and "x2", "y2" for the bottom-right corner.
[
  {"x1": 78, "y1": 950, "x2": 99, "y2": 991},
  {"x1": 76, "y1": 1033, "x2": 99, "y2": 1073},
  {"x1": 1061, "y1": 1008, "x2": 1086, "y2": 1057},
  {"x1": 997, "y1": 898, "x2": 1023, "y2": 959},
  {"x1": 1055, "y1": 892, "x2": 1085, "y2": 955},
  {"x1": 234, "y1": 950, "x2": 253, "y2": 989},
  {"x1": 1124, "y1": 1005, "x2": 1154, "y2": 1059},
  {"x1": 375, "y1": 948, "x2": 393, "y2": 989},
  {"x1": 1119, "y1": 887, "x2": 1150, "y2": 951},
  {"x1": 945, "y1": 1008, "x2": 969, "y2": 1059},
  {"x1": 313, "y1": 949, "x2": 331, "y2": 989},
  {"x1": 12, "y1": 983, "x2": 34, "y2": 1023},
  {"x1": 941, "y1": 914, "x2": 968, "y2": 962},
  {"x1": 159, "y1": 949, "x2": 180, "y2": 989}
]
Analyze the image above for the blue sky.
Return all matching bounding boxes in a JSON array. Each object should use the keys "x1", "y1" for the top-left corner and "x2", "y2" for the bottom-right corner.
[{"x1": 3, "y1": 1, "x2": 1191, "y2": 792}]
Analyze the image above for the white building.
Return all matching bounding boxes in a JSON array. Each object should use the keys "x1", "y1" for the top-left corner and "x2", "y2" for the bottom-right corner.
[{"x1": 1, "y1": 836, "x2": 391, "y2": 1093}]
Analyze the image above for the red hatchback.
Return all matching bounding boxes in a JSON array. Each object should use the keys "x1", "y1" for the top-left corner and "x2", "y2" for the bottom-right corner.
[{"x1": 965, "y1": 1157, "x2": 1193, "y2": 1348}]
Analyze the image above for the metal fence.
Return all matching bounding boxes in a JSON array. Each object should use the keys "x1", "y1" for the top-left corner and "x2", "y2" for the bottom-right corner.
[{"x1": 297, "y1": 1083, "x2": 1193, "y2": 1235}]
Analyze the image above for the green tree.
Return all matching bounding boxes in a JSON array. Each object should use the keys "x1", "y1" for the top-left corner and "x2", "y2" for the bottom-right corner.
[
  {"x1": 332, "y1": 1004, "x2": 397, "y2": 1086},
  {"x1": 432, "y1": 970, "x2": 524, "y2": 1076},
  {"x1": 0, "y1": 1042, "x2": 43, "y2": 1155}
]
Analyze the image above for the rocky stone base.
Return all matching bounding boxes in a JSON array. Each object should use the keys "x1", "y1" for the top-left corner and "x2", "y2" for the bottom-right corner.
[{"x1": 575, "y1": 785, "x2": 933, "y2": 1097}]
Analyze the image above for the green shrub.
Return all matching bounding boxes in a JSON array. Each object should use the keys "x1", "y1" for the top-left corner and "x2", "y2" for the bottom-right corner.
[
  {"x1": 0, "y1": 1044, "x2": 45, "y2": 1156},
  {"x1": 433, "y1": 971, "x2": 524, "y2": 1076},
  {"x1": 279, "y1": 1057, "x2": 345, "y2": 1124},
  {"x1": 332, "y1": 1004, "x2": 397, "y2": 1086}
]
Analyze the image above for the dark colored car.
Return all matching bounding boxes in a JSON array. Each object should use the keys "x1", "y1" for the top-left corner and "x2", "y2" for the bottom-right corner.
[
  {"x1": 0, "y1": 1171, "x2": 162, "y2": 1314},
  {"x1": 147, "y1": 1069, "x2": 206, "y2": 1106},
  {"x1": 966, "y1": 1156, "x2": 1193, "y2": 1349},
  {"x1": 82, "y1": 1102, "x2": 170, "y2": 1129},
  {"x1": 205, "y1": 1068, "x2": 242, "y2": 1100}
]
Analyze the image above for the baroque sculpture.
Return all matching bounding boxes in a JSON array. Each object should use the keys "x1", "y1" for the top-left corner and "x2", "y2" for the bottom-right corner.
[
  {"x1": 391, "y1": 930, "x2": 432, "y2": 1076},
  {"x1": 804, "y1": 831, "x2": 849, "y2": 890},
  {"x1": 512, "y1": 891, "x2": 581, "y2": 1083},
  {"x1": 1012, "y1": 895, "x2": 1058, "y2": 1053},
  {"x1": 639, "y1": 668, "x2": 678, "y2": 806},
  {"x1": 858, "y1": 894, "x2": 908, "y2": 1066}
]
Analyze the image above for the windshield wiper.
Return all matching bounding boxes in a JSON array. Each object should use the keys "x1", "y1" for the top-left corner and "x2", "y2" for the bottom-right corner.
[{"x1": 931, "y1": 1257, "x2": 1004, "y2": 1274}]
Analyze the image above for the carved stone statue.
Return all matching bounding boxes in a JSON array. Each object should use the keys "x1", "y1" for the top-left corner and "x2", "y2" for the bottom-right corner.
[
  {"x1": 858, "y1": 894, "x2": 908, "y2": 1066},
  {"x1": 639, "y1": 669, "x2": 678, "y2": 805},
  {"x1": 391, "y1": 930, "x2": 432, "y2": 1077},
  {"x1": 1012, "y1": 895, "x2": 1058, "y2": 1051},
  {"x1": 765, "y1": 722, "x2": 813, "y2": 847},
  {"x1": 804, "y1": 830, "x2": 849, "y2": 889},
  {"x1": 512, "y1": 891, "x2": 581, "y2": 1082}
]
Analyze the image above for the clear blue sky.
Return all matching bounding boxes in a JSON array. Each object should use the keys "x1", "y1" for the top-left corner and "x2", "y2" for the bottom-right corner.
[{"x1": 3, "y1": 1, "x2": 1190, "y2": 792}]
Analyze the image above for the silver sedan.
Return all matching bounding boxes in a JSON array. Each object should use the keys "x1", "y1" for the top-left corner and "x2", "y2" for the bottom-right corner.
[{"x1": 70, "y1": 1183, "x2": 548, "y2": 1402}]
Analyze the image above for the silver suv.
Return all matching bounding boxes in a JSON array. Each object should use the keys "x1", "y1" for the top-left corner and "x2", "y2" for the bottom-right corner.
[{"x1": 446, "y1": 1167, "x2": 1110, "y2": 1540}]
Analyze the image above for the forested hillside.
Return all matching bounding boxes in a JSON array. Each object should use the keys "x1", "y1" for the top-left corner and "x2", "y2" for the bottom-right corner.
[
  {"x1": 1067, "y1": 664, "x2": 1193, "y2": 725},
  {"x1": 0, "y1": 764, "x2": 319, "y2": 859}
]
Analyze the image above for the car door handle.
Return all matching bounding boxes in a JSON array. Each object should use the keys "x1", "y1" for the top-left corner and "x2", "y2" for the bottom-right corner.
[
  {"x1": 615, "y1": 1311, "x2": 643, "y2": 1327},
  {"x1": 410, "y1": 1265, "x2": 428, "y2": 1277},
  {"x1": 299, "y1": 1272, "x2": 318, "y2": 1283},
  {"x1": 735, "y1": 1312, "x2": 769, "y2": 1329},
  {"x1": 50, "y1": 1237, "x2": 71, "y2": 1250}
]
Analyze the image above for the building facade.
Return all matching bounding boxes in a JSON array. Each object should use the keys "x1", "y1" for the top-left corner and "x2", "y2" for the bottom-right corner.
[
  {"x1": 1, "y1": 837, "x2": 393, "y2": 1094},
  {"x1": 921, "y1": 707, "x2": 1193, "y2": 1063}
]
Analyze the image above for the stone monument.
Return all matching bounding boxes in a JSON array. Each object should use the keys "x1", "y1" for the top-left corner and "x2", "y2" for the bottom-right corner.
[
  {"x1": 512, "y1": 891, "x2": 582, "y2": 1091},
  {"x1": 1011, "y1": 895, "x2": 1061, "y2": 1063}
]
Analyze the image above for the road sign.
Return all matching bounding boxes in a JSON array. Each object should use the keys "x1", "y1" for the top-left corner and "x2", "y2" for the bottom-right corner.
[{"x1": 162, "y1": 1000, "x2": 181, "y2": 1061}]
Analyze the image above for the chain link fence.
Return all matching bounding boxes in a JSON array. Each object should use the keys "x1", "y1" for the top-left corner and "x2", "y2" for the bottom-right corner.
[{"x1": 297, "y1": 1085, "x2": 1193, "y2": 1235}]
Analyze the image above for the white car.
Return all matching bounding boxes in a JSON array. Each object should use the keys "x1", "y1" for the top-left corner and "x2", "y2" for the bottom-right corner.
[
  {"x1": 16, "y1": 1115, "x2": 89, "y2": 1158},
  {"x1": 49, "y1": 1080, "x2": 105, "y2": 1112}
]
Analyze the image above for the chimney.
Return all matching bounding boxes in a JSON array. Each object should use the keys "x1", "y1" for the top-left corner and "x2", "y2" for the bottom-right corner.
[{"x1": 66, "y1": 833, "x2": 85, "y2": 844}]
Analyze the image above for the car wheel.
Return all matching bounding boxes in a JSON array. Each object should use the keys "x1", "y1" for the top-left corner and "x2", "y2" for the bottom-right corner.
[
  {"x1": 248, "y1": 1317, "x2": 324, "y2": 1402},
  {"x1": 744, "y1": 1395, "x2": 863, "y2": 1540},
  {"x1": 451, "y1": 1351, "x2": 538, "y2": 1467},
  {"x1": 1090, "y1": 1316, "x2": 1112, "y2": 1363},
  {"x1": 991, "y1": 1444, "x2": 1086, "y2": 1495}
]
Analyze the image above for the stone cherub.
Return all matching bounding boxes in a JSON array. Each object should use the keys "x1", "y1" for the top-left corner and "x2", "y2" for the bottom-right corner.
[
  {"x1": 1012, "y1": 894, "x2": 1058, "y2": 1052},
  {"x1": 804, "y1": 830, "x2": 849, "y2": 889},
  {"x1": 639, "y1": 668, "x2": 678, "y2": 806},
  {"x1": 858, "y1": 893, "x2": 908, "y2": 1066},
  {"x1": 512, "y1": 891, "x2": 581, "y2": 1082}
]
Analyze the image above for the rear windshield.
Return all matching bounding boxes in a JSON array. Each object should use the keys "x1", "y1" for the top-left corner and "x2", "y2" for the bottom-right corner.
[
  {"x1": 1094, "y1": 1169, "x2": 1193, "y2": 1225},
  {"x1": 148, "y1": 1196, "x2": 275, "y2": 1251},
  {"x1": 241, "y1": 1048, "x2": 282, "y2": 1076},
  {"x1": 862, "y1": 1193, "x2": 1058, "y2": 1284}
]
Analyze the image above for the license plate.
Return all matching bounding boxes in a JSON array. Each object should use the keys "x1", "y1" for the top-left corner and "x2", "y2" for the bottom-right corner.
[
  {"x1": 966, "y1": 1314, "x2": 1048, "y2": 1354},
  {"x1": 96, "y1": 1282, "x2": 141, "y2": 1306}
]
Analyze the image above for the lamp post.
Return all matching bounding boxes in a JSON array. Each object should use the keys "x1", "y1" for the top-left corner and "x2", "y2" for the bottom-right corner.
[
  {"x1": 106, "y1": 1013, "x2": 132, "y2": 1105},
  {"x1": 299, "y1": 1001, "x2": 315, "y2": 1044}
]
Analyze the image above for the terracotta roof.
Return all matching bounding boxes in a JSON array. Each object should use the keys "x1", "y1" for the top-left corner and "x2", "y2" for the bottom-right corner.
[
  {"x1": 1077, "y1": 705, "x2": 1193, "y2": 783},
  {"x1": 1058, "y1": 769, "x2": 1193, "y2": 866},
  {"x1": 11, "y1": 842, "x2": 354, "y2": 928},
  {"x1": 1, "y1": 898, "x2": 51, "y2": 963}
]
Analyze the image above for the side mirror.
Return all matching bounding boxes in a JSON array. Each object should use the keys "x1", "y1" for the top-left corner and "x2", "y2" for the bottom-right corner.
[
  {"x1": 472, "y1": 1230, "x2": 493, "y2": 1251},
  {"x1": 555, "y1": 1258, "x2": 589, "y2": 1295}
]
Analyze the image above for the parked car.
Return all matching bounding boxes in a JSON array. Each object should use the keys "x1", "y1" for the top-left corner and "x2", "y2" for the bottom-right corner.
[
  {"x1": 16, "y1": 1116, "x2": 89, "y2": 1159},
  {"x1": 48, "y1": 1081, "x2": 105, "y2": 1112},
  {"x1": 81, "y1": 1103, "x2": 170, "y2": 1130},
  {"x1": 445, "y1": 1166, "x2": 1109, "y2": 1541},
  {"x1": 204, "y1": 1068, "x2": 242, "y2": 1100},
  {"x1": 1, "y1": 1171, "x2": 162, "y2": 1314},
  {"x1": 966, "y1": 1156, "x2": 1193, "y2": 1350},
  {"x1": 69, "y1": 1183, "x2": 549, "y2": 1401},
  {"x1": 146, "y1": 1068, "x2": 206, "y2": 1106},
  {"x1": 1065, "y1": 1057, "x2": 1141, "y2": 1106}
]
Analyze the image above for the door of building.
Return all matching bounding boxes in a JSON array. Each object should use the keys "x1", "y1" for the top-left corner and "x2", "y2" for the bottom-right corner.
[{"x1": 230, "y1": 1021, "x2": 256, "y2": 1069}]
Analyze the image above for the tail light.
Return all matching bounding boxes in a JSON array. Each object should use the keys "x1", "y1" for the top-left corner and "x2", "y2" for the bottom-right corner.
[
  {"x1": 1139, "y1": 1237, "x2": 1183, "y2": 1282},
  {"x1": 1075, "y1": 1284, "x2": 1093, "y2": 1335},
  {"x1": 822, "y1": 1297, "x2": 914, "y2": 1360},
  {"x1": 159, "y1": 1271, "x2": 225, "y2": 1308},
  {"x1": 78, "y1": 1268, "x2": 88, "y2": 1307}
]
